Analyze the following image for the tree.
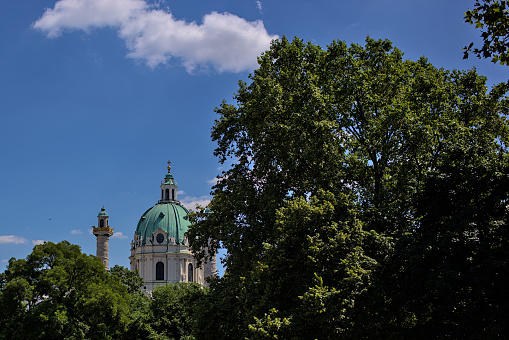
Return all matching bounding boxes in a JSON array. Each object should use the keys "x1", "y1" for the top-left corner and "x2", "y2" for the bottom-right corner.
[
  {"x1": 375, "y1": 146, "x2": 509, "y2": 338},
  {"x1": 246, "y1": 191, "x2": 388, "y2": 338},
  {"x1": 110, "y1": 265, "x2": 144, "y2": 294},
  {"x1": 194, "y1": 192, "x2": 385, "y2": 340},
  {"x1": 464, "y1": 0, "x2": 509, "y2": 65},
  {"x1": 122, "y1": 292, "x2": 153, "y2": 340},
  {"x1": 149, "y1": 283, "x2": 207, "y2": 340},
  {"x1": 188, "y1": 36, "x2": 509, "y2": 338},
  {"x1": 0, "y1": 241, "x2": 131, "y2": 340}
]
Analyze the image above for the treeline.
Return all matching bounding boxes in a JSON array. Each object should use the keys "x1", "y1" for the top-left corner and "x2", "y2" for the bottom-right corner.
[
  {"x1": 0, "y1": 241, "x2": 206, "y2": 340},
  {"x1": 187, "y1": 36, "x2": 509, "y2": 339}
]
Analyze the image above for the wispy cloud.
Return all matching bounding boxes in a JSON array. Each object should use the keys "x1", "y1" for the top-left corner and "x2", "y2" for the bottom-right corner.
[
  {"x1": 207, "y1": 177, "x2": 219, "y2": 185},
  {"x1": 208, "y1": 172, "x2": 229, "y2": 185},
  {"x1": 70, "y1": 229, "x2": 83, "y2": 235},
  {"x1": 0, "y1": 235, "x2": 47, "y2": 246},
  {"x1": 33, "y1": 0, "x2": 278, "y2": 72},
  {"x1": 180, "y1": 195, "x2": 211, "y2": 210},
  {"x1": 112, "y1": 231, "x2": 128, "y2": 239},
  {"x1": 256, "y1": 1, "x2": 263, "y2": 14},
  {"x1": 2, "y1": 259, "x2": 8, "y2": 263},
  {"x1": 0, "y1": 235, "x2": 28, "y2": 245}
]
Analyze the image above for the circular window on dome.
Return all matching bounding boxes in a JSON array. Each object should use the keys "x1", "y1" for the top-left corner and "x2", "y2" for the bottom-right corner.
[{"x1": 156, "y1": 233, "x2": 164, "y2": 243}]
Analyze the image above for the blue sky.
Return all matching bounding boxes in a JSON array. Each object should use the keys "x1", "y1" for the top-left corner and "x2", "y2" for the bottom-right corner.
[{"x1": 0, "y1": 0, "x2": 506, "y2": 274}]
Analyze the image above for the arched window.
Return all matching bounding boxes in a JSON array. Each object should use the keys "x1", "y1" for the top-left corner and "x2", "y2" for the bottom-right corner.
[
  {"x1": 165, "y1": 189, "x2": 169, "y2": 200},
  {"x1": 172, "y1": 189, "x2": 175, "y2": 200},
  {"x1": 161, "y1": 189, "x2": 164, "y2": 200},
  {"x1": 188, "y1": 263, "x2": 193, "y2": 282},
  {"x1": 156, "y1": 262, "x2": 164, "y2": 281},
  {"x1": 100, "y1": 220, "x2": 104, "y2": 228}
]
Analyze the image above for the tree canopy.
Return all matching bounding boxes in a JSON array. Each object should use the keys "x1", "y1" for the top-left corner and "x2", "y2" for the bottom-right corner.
[
  {"x1": 188, "y1": 36, "x2": 509, "y2": 339},
  {"x1": 0, "y1": 242, "x2": 208, "y2": 340},
  {"x1": 110, "y1": 264, "x2": 144, "y2": 294},
  {"x1": 0, "y1": 241, "x2": 131, "y2": 340},
  {"x1": 464, "y1": 0, "x2": 509, "y2": 65}
]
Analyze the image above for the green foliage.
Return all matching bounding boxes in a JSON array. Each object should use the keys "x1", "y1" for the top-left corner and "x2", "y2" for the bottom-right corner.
[
  {"x1": 110, "y1": 265, "x2": 144, "y2": 294},
  {"x1": 189, "y1": 36, "x2": 509, "y2": 339},
  {"x1": 464, "y1": 0, "x2": 509, "y2": 65},
  {"x1": 192, "y1": 275, "x2": 249, "y2": 340},
  {"x1": 378, "y1": 148, "x2": 509, "y2": 338},
  {"x1": 149, "y1": 283, "x2": 207, "y2": 340},
  {"x1": 0, "y1": 244, "x2": 208, "y2": 340},
  {"x1": 248, "y1": 308, "x2": 291, "y2": 340},
  {"x1": 0, "y1": 241, "x2": 131, "y2": 340},
  {"x1": 246, "y1": 191, "x2": 386, "y2": 338},
  {"x1": 122, "y1": 293, "x2": 153, "y2": 340}
]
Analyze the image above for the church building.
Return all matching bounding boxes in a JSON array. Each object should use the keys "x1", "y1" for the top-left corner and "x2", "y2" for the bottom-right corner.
[{"x1": 93, "y1": 161, "x2": 216, "y2": 291}]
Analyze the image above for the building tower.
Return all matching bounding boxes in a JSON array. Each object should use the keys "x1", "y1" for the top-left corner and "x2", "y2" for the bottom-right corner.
[{"x1": 92, "y1": 207, "x2": 114, "y2": 269}]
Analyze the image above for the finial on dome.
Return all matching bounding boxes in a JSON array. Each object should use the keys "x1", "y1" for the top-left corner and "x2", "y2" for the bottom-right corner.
[{"x1": 167, "y1": 160, "x2": 171, "y2": 172}]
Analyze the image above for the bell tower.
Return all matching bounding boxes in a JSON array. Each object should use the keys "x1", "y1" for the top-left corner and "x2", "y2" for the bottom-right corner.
[
  {"x1": 92, "y1": 207, "x2": 114, "y2": 269},
  {"x1": 159, "y1": 160, "x2": 178, "y2": 203}
]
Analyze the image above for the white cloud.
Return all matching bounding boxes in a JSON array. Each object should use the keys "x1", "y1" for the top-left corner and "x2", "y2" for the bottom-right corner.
[
  {"x1": 180, "y1": 195, "x2": 211, "y2": 210},
  {"x1": 256, "y1": 1, "x2": 263, "y2": 13},
  {"x1": 207, "y1": 172, "x2": 229, "y2": 185},
  {"x1": 0, "y1": 235, "x2": 28, "y2": 245},
  {"x1": 32, "y1": 240, "x2": 46, "y2": 246},
  {"x1": 177, "y1": 190, "x2": 186, "y2": 195},
  {"x1": 2, "y1": 259, "x2": 8, "y2": 263},
  {"x1": 33, "y1": 0, "x2": 147, "y2": 37},
  {"x1": 70, "y1": 229, "x2": 83, "y2": 235},
  {"x1": 207, "y1": 177, "x2": 219, "y2": 185},
  {"x1": 33, "y1": 0, "x2": 278, "y2": 72},
  {"x1": 112, "y1": 231, "x2": 128, "y2": 239}
]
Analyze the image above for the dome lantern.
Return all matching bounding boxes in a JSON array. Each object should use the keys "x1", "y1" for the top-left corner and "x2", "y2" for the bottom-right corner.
[{"x1": 159, "y1": 160, "x2": 178, "y2": 203}]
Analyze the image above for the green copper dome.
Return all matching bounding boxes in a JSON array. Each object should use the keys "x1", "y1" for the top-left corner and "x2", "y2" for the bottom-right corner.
[
  {"x1": 98, "y1": 207, "x2": 109, "y2": 217},
  {"x1": 135, "y1": 202, "x2": 190, "y2": 245}
]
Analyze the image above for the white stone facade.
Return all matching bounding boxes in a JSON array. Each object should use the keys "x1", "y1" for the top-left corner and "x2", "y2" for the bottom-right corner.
[{"x1": 129, "y1": 230, "x2": 205, "y2": 291}]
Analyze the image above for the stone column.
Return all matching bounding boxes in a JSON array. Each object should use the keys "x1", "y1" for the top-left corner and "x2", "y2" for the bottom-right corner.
[
  {"x1": 96, "y1": 234, "x2": 110, "y2": 268},
  {"x1": 93, "y1": 227, "x2": 114, "y2": 269}
]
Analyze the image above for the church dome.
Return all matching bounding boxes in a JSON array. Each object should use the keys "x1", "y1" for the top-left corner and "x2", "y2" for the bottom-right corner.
[
  {"x1": 135, "y1": 202, "x2": 190, "y2": 245},
  {"x1": 130, "y1": 161, "x2": 215, "y2": 290}
]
